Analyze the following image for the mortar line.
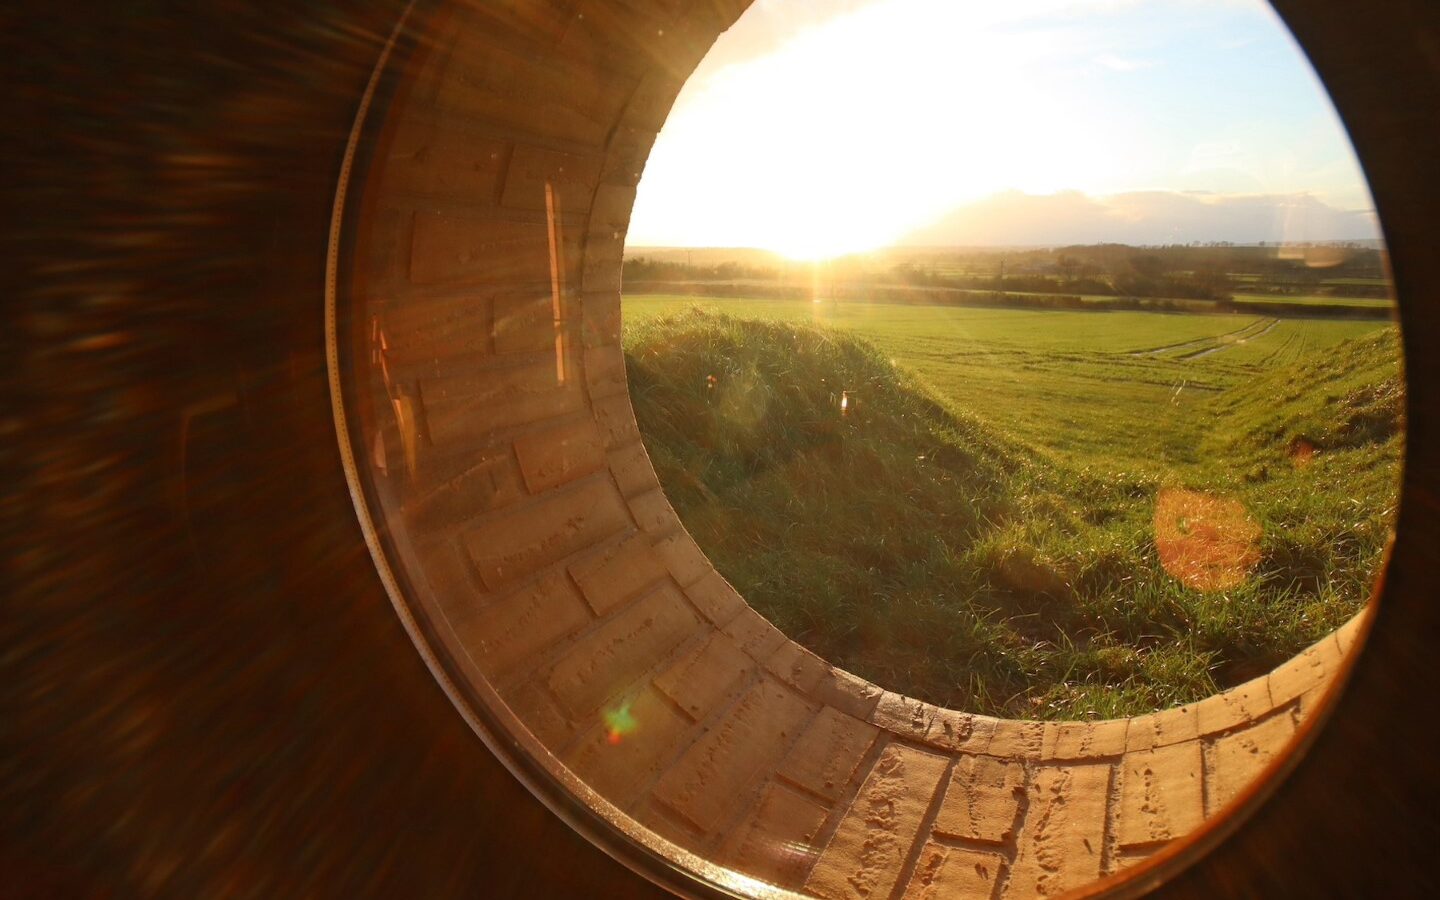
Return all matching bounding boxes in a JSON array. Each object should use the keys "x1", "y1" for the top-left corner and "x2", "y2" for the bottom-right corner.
[
  {"x1": 704, "y1": 700, "x2": 827, "y2": 857},
  {"x1": 887, "y1": 751, "x2": 961, "y2": 900},
  {"x1": 494, "y1": 568, "x2": 695, "y2": 698},
  {"x1": 795, "y1": 730, "x2": 891, "y2": 888},
  {"x1": 551, "y1": 622, "x2": 717, "y2": 762},
  {"x1": 991, "y1": 759, "x2": 1034, "y2": 900},
  {"x1": 629, "y1": 667, "x2": 765, "y2": 815},
  {"x1": 1098, "y1": 760, "x2": 1122, "y2": 877}
]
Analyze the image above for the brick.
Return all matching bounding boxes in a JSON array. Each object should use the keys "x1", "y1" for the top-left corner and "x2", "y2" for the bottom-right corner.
[
  {"x1": 565, "y1": 686, "x2": 693, "y2": 804},
  {"x1": 764, "y1": 640, "x2": 828, "y2": 695},
  {"x1": 410, "y1": 210, "x2": 576, "y2": 287},
  {"x1": 1126, "y1": 703, "x2": 1200, "y2": 753},
  {"x1": 582, "y1": 229, "x2": 625, "y2": 293},
  {"x1": 568, "y1": 532, "x2": 667, "y2": 615},
  {"x1": 502, "y1": 677, "x2": 578, "y2": 749},
  {"x1": 477, "y1": 0, "x2": 574, "y2": 43},
  {"x1": 621, "y1": 71, "x2": 685, "y2": 131},
  {"x1": 1297, "y1": 682, "x2": 1332, "y2": 722},
  {"x1": 452, "y1": 571, "x2": 591, "y2": 677},
  {"x1": 1047, "y1": 719, "x2": 1130, "y2": 761},
  {"x1": 809, "y1": 666, "x2": 884, "y2": 722},
  {"x1": 411, "y1": 537, "x2": 480, "y2": 621},
  {"x1": 581, "y1": 292, "x2": 623, "y2": 348},
  {"x1": 611, "y1": 0, "x2": 684, "y2": 26},
  {"x1": 722, "y1": 782, "x2": 830, "y2": 889},
  {"x1": 1039, "y1": 721, "x2": 1064, "y2": 760},
  {"x1": 778, "y1": 707, "x2": 877, "y2": 801},
  {"x1": 686, "y1": 570, "x2": 744, "y2": 625},
  {"x1": 591, "y1": 184, "x2": 637, "y2": 231},
  {"x1": 407, "y1": 447, "x2": 526, "y2": 532},
  {"x1": 910, "y1": 706, "x2": 970, "y2": 751},
  {"x1": 1334, "y1": 606, "x2": 1370, "y2": 655},
  {"x1": 633, "y1": 796, "x2": 705, "y2": 849},
  {"x1": 461, "y1": 477, "x2": 629, "y2": 590},
  {"x1": 379, "y1": 291, "x2": 491, "y2": 365},
  {"x1": 594, "y1": 393, "x2": 642, "y2": 447},
  {"x1": 1115, "y1": 846, "x2": 1158, "y2": 872},
  {"x1": 501, "y1": 144, "x2": 602, "y2": 212},
  {"x1": 903, "y1": 843, "x2": 1005, "y2": 900},
  {"x1": 513, "y1": 418, "x2": 607, "y2": 494},
  {"x1": 382, "y1": 116, "x2": 507, "y2": 200},
  {"x1": 1206, "y1": 710, "x2": 1296, "y2": 816},
  {"x1": 931, "y1": 711, "x2": 997, "y2": 755},
  {"x1": 599, "y1": 123, "x2": 657, "y2": 187},
  {"x1": 1197, "y1": 675, "x2": 1273, "y2": 736},
  {"x1": 412, "y1": 431, "x2": 516, "y2": 489},
  {"x1": 933, "y1": 754, "x2": 1025, "y2": 843},
  {"x1": 359, "y1": 205, "x2": 407, "y2": 291},
  {"x1": 435, "y1": 33, "x2": 621, "y2": 146},
  {"x1": 804, "y1": 743, "x2": 950, "y2": 900},
  {"x1": 653, "y1": 678, "x2": 812, "y2": 832},
  {"x1": 582, "y1": 256, "x2": 622, "y2": 295},
  {"x1": 872, "y1": 692, "x2": 928, "y2": 736},
  {"x1": 492, "y1": 293, "x2": 564, "y2": 355},
  {"x1": 553, "y1": 6, "x2": 654, "y2": 79},
  {"x1": 1008, "y1": 763, "x2": 1112, "y2": 897},
  {"x1": 547, "y1": 582, "x2": 699, "y2": 718},
  {"x1": 654, "y1": 631, "x2": 752, "y2": 720},
  {"x1": 423, "y1": 357, "x2": 584, "y2": 448},
  {"x1": 627, "y1": 487, "x2": 674, "y2": 534},
  {"x1": 986, "y1": 719, "x2": 1047, "y2": 762},
  {"x1": 652, "y1": 529, "x2": 710, "y2": 587},
  {"x1": 609, "y1": 441, "x2": 660, "y2": 498},
  {"x1": 722, "y1": 607, "x2": 788, "y2": 660},
  {"x1": 584, "y1": 345, "x2": 628, "y2": 398},
  {"x1": 1268, "y1": 638, "x2": 1338, "y2": 707},
  {"x1": 630, "y1": 7, "x2": 717, "y2": 75},
  {"x1": 1117, "y1": 740, "x2": 1204, "y2": 847}
]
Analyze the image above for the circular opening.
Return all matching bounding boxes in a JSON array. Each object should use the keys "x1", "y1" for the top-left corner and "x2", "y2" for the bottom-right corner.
[
  {"x1": 622, "y1": 0, "x2": 1400, "y2": 726},
  {"x1": 328, "y1": 1, "x2": 1400, "y2": 897}
]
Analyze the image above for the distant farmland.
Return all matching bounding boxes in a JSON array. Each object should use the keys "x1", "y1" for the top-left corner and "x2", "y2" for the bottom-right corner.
[
  {"x1": 623, "y1": 295, "x2": 1401, "y2": 718},
  {"x1": 625, "y1": 296, "x2": 1390, "y2": 472}
]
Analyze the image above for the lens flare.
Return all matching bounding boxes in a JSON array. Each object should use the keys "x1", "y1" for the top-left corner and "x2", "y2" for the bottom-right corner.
[
  {"x1": 1154, "y1": 488, "x2": 1262, "y2": 592},
  {"x1": 603, "y1": 702, "x2": 639, "y2": 745}
]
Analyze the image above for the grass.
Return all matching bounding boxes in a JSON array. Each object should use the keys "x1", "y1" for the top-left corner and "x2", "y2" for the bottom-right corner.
[{"x1": 623, "y1": 298, "x2": 1402, "y2": 719}]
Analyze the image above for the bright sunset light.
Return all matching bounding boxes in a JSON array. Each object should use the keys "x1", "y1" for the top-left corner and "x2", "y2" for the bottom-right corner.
[{"x1": 626, "y1": 0, "x2": 1378, "y2": 259}]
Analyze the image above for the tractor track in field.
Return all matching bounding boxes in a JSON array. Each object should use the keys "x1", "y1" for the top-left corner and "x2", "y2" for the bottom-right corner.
[
  {"x1": 1179, "y1": 319, "x2": 1280, "y2": 359},
  {"x1": 1128, "y1": 317, "x2": 1277, "y2": 359}
]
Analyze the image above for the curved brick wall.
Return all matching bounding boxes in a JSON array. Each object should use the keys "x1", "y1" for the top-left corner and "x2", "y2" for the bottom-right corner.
[{"x1": 333, "y1": 2, "x2": 1370, "y2": 896}]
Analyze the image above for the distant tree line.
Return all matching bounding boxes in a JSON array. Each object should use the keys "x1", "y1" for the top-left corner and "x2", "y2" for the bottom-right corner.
[
  {"x1": 622, "y1": 257, "x2": 781, "y2": 282},
  {"x1": 624, "y1": 244, "x2": 1388, "y2": 302}
]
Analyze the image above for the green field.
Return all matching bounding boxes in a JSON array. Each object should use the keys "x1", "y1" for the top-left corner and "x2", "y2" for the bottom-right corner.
[
  {"x1": 624, "y1": 296, "x2": 1402, "y2": 719},
  {"x1": 627, "y1": 296, "x2": 1389, "y2": 471}
]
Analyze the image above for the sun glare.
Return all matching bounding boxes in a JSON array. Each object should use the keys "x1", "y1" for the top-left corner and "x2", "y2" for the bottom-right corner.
[
  {"x1": 626, "y1": 0, "x2": 1376, "y2": 255},
  {"x1": 630, "y1": 0, "x2": 1127, "y2": 257}
]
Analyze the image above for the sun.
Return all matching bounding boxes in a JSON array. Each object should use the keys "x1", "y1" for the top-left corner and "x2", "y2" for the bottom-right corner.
[
  {"x1": 768, "y1": 221, "x2": 888, "y2": 262},
  {"x1": 625, "y1": 0, "x2": 1075, "y2": 258}
]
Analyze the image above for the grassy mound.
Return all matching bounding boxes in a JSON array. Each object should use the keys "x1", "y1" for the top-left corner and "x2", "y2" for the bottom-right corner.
[{"x1": 625, "y1": 310, "x2": 1400, "y2": 718}]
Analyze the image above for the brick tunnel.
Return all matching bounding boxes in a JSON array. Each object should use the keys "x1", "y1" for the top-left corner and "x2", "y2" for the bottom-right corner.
[
  {"x1": 327, "y1": 2, "x2": 1380, "y2": 897},
  {"x1": 9, "y1": 0, "x2": 1440, "y2": 897}
]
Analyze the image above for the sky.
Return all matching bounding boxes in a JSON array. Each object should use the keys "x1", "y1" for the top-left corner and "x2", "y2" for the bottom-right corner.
[{"x1": 625, "y1": 0, "x2": 1381, "y2": 258}]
